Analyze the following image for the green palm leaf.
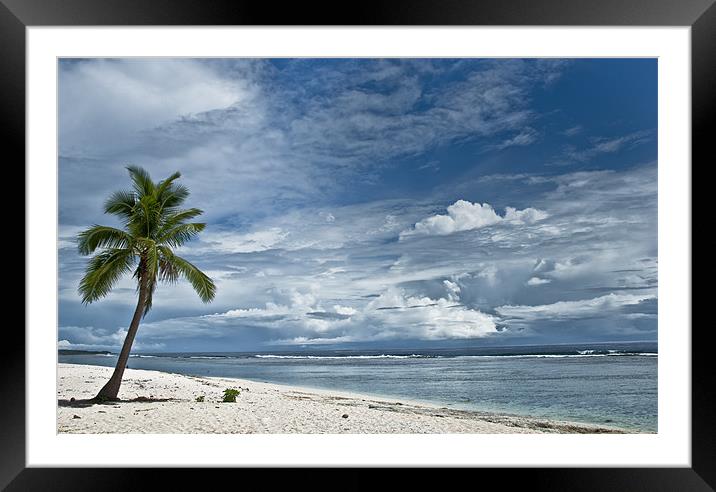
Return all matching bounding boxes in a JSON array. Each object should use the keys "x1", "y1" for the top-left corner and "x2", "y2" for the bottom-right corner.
[
  {"x1": 77, "y1": 225, "x2": 134, "y2": 255},
  {"x1": 160, "y1": 183, "x2": 190, "y2": 209},
  {"x1": 77, "y1": 166, "x2": 216, "y2": 312},
  {"x1": 103, "y1": 190, "x2": 137, "y2": 222},
  {"x1": 127, "y1": 165, "x2": 155, "y2": 197},
  {"x1": 78, "y1": 248, "x2": 135, "y2": 304},
  {"x1": 166, "y1": 253, "x2": 216, "y2": 303},
  {"x1": 158, "y1": 208, "x2": 204, "y2": 233},
  {"x1": 159, "y1": 222, "x2": 206, "y2": 248}
]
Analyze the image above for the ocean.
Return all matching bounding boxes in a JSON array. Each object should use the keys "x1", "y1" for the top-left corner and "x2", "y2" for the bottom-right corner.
[{"x1": 59, "y1": 341, "x2": 658, "y2": 432}]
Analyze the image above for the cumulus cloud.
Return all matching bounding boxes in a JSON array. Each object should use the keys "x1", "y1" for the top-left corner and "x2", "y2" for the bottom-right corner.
[
  {"x1": 400, "y1": 200, "x2": 548, "y2": 238},
  {"x1": 363, "y1": 290, "x2": 497, "y2": 340},
  {"x1": 503, "y1": 206, "x2": 549, "y2": 224},
  {"x1": 136, "y1": 286, "x2": 498, "y2": 345}
]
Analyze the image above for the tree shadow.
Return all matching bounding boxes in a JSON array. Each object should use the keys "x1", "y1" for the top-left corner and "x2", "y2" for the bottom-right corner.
[{"x1": 58, "y1": 396, "x2": 176, "y2": 407}]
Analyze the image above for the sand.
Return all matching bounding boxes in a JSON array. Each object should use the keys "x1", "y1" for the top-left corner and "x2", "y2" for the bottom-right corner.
[{"x1": 57, "y1": 363, "x2": 628, "y2": 434}]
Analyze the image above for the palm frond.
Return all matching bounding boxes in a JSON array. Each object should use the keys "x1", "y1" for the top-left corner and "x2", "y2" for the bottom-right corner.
[
  {"x1": 168, "y1": 254, "x2": 216, "y2": 303},
  {"x1": 159, "y1": 222, "x2": 206, "y2": 248},
  {"x1": 78, "y1": 248, "x2": 136, "y2": 304},
  {"x1": 160, "y1": 183, "x2": 190, "y2": 210},
  {"x1": 156, "y1": 208, "x2": 204, "y2": 243},
  {"x1": 103, "y1": 190, "x2": 137, "y2": 221},
  {"x1": 126, "y1": 165, "x2": 155, "y2": 197},
  {"x1": 156, "y1": 171, "x2": 182, "y2": 198},
  {"x1": 77, "y1": 225, "x2": 134, "y2": 255},
  {"x1": 131, "y1": 195, "x2": 163, "y2": 239},
  {"x1": 160, "y1": 208, "x2": 204, "y2": 230},
  {"x1": 158, "y1": 246, "x2": 180, "y2": 284}
]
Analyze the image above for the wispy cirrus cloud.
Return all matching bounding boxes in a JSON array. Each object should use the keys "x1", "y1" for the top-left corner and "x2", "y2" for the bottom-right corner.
[
  {"x1": 552, "y1": 129, "x2": 654, "y2": 166},
  {"x1": 495, "y1": 293, "x2": 656, "y2": 321}
]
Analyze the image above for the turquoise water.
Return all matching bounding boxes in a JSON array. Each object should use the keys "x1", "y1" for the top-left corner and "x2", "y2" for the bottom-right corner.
[{"x1": 59, "y1": 342, "x2": 657, "y2": 432}]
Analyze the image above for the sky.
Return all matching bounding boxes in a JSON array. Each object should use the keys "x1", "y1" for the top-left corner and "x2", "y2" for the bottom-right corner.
[{"x1": 57, "y1": 58, "x2": 658, "y2": 352}]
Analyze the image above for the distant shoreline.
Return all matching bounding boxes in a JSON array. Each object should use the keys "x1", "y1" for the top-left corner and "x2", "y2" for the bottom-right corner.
[
  {"x1": 58, "y1": 349, "x2": 114, "y2": 356},
  {"x1": 58, "y1": 363, "x2": 638, "y2": 434}
]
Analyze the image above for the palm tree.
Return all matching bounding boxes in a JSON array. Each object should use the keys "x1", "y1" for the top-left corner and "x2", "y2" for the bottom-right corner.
[{"x1": 77, "y1": 166, "x2": 216, "y2": 401}]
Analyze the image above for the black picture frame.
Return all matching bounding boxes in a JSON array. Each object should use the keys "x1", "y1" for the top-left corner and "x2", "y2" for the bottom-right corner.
[{"x1": 5, "y1": 0, "x2": 713, "y2": 489}]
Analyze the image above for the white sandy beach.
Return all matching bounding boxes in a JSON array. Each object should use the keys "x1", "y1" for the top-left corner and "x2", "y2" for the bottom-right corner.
[{"x1": 58, "y1": 363, "x2": 627, "y2": 434}]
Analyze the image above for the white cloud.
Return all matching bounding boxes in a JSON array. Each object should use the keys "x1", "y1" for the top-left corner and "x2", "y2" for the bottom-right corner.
[
  {"x1": 495, "y1": 293, "x2": 656, "y2": 321},
  {"x1": 401, "y1": 200, "x2": 548, "y2": 237},
  {"x1": 137, "y1": 286, "x2": 498, "y2": 344},
  {"x1": 193, "y1": 228, "x2": 288, "y2": 254},
  {"x1": 443, "y1": 280, "x2": 461, "y2": 301},
  {"x1": 504, "y1": 206, "x2": 549, "y2": 224},
  {"x1": 493, "y1": 128, "x2": 538, "y2": 150},
  {"x1": 559, "y1": 130, "x2": 653, "y2": 164},
  {"x1": 362, "y1": 289, "x2": 498, "y2": 340},
  {"x1": 58, "y1": 326, "x2": 165, "y2": 351},
  {"x1": 60, "y1": 59, "x2": 250, "y2": 157},
  {"x1": 562, "y1": 125, "x2": 583, "y2": 136},
  {"x1": 334, "y1": 305, "x2": 358, "y2": 316},
  {"x1": 526, "y1": 277, "x2": 551, "y2": 286}
]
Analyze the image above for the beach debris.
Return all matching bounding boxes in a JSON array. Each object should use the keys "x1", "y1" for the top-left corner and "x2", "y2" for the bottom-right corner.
[
  {"x1": 72, "y1": 414, "x2": 81, "y2": 419},
  {"x1": 342, "y1": 414, "x2": 349, "y2": 419},
  {"x1": 70, "y1": 397, "x2": 76, "y2": 402}
]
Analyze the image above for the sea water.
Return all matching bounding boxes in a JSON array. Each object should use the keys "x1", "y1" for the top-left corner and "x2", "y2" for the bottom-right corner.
[{"x1": 59, "y1": 341, "x2": 657, "y2": 432}]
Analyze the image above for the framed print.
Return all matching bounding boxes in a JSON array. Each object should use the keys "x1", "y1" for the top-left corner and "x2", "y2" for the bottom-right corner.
[{"x1": 6, "y1": 0, "x2": 713, "y2": 489}]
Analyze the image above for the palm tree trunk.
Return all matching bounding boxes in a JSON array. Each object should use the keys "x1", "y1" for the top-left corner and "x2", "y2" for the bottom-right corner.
[{"x1": 94, "y1": 279, "x2": 149, "y2": 401}]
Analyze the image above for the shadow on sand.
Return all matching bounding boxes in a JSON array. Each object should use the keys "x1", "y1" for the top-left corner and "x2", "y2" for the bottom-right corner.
[{"x1": 58, "y1": 396, "x2": 176, "y2": 408}]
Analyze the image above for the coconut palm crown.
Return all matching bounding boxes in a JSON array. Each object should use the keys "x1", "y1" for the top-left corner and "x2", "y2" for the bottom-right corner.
[{"x1": 77, "y1": 166, "x2": 216, "y2": 400}]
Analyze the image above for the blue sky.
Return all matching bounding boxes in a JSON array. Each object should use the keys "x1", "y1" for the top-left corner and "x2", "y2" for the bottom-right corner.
[{"x1": 58, "y1": 58, "x2": 657, "y2": 352}]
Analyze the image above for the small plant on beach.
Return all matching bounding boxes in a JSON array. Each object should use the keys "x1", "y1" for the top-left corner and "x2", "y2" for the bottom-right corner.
[
  {"x1": 195, "y1": 395, "x2": 205, "y2": 402},
  {"x1": 222, "y1": 388, "x2": 240, "y2": 403},
  {"x1": 77, "y1": 166, "x2": 216, "y2": 401}
]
